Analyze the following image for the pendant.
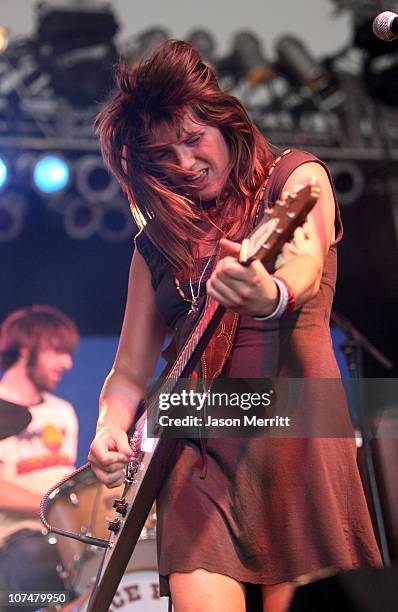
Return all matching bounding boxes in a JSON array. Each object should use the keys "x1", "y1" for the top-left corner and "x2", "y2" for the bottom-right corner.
[{"x1": 188, "y1": 298, "x2": 198, "y2": 315}]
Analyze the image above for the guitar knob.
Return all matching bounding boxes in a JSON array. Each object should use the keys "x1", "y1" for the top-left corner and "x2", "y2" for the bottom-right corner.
[
  {"x1": 108, "y1": 518, "x2": 121, "y2": 534},
  {"x1": 113, "y1": 499, "x2": 128, "y2": 517}
]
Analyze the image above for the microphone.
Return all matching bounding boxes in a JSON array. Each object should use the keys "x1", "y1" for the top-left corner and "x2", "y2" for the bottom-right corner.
[{"x1": 372, "y1": 10, "x2": 398, "y2": 41}]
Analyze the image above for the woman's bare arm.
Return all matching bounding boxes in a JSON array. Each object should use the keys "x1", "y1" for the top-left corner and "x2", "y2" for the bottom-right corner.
[
  {"x1": 88, "y1": 247, "x2": 166, "y2": 487},
  {"x1": 206, "y1": 163, "x2": 336, "y2": 316}
]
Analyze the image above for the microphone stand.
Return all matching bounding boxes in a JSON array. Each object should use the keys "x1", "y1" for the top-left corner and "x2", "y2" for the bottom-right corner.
[{"x1": 331, "y1": 310, "x2": 393, "y2": 566}]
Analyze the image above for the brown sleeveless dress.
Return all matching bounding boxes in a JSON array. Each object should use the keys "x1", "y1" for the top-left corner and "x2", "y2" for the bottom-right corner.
[{"x1": 135, "y1": 150, "x2": 382, "y2": 599}]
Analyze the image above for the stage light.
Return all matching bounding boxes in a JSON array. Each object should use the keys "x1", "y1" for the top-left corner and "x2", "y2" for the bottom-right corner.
[
  {"x1": 36, "y1": 3, "x2": 119, "y2": 106},
  {"x1": 186, "y1": 29, "x2": 216, "y2": 66},
  {"x1": 218, "y1": 31, "x2": 274, "y2": 85},
  {"x1": 0, "y1": 191, "x2": 26, "y2": 241},
  {"x1": 233, "y1": 31, "x2": 274, "y2": 85},
  {"x1": 329, "y1": 161, "x2": 365, "y2": 205},
  {"x1": 32, "y1": 155, "x2": 71, "y2": 195},
  {"x1": 0, "y1": 155, "x2": 9, "y2": 191},
  {"x1": 98, "y1": 199, "x2": 133, "y2": 242},
  {"x1": 64, "y1": 198, "x2": 101, "y2": 240},
  {"x1": 123, "y1": 27, "x2": 170, "y2": 64},
  {"x1": 76, "y1": 155, "x2": 119, "y2": 203},
  {"x1": 276, "y1": 35, "x2": 345, "y2": 111}
]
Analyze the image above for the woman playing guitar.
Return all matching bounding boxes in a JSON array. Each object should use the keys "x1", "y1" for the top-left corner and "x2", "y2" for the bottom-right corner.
[{"x1": 88, "y1": 40, "x2": 381, "y2": 612}]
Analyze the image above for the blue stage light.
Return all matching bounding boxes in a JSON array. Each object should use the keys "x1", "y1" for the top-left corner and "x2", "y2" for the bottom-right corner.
[
  {"x1": 32, "y1": 155, "x2": 70, "y2": 194},
  {"x1": 0, "y1": 156, "x2": 8, "y2": 191}
]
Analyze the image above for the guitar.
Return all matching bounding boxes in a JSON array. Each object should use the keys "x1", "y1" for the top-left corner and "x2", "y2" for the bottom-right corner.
[{"x1": 86, "y1": 180, "x2": 320, "y2": 612}]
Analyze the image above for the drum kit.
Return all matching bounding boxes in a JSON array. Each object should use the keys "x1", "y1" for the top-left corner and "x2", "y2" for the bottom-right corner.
[
  {"x1": 46, "y1": 467, "x2": 167, "y2": 611},
  {"x1": 0, "y1": 400, "x2": 167, "y2": 611},
  {"x1": 0, "y1": 399, "x2": 32, "y2": 440}
]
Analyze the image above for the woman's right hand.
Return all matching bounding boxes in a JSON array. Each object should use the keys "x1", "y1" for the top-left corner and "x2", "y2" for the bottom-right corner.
[{"x1": 88, "y1": 425, "x2": 133, "y2": 488}]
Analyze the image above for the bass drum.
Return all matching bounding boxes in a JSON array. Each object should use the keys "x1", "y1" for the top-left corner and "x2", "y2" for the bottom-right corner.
[
  {"x1": 106, "y1": 569, "x2": 167, "y2": 611},
  {"x1": 46, "y1": 465, "x2": 160, "y2": 598},
  {"x1": 68, "y1": 569, "x2": 168, "y2": 611}
]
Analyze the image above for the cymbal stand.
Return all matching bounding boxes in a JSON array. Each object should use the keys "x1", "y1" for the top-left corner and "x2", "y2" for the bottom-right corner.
[{"x1": 334, "y1": 311, "x2": 392, "y2": 566}]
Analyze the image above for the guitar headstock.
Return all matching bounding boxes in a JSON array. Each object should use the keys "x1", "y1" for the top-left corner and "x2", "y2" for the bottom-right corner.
[{"x1": 239, "y1": 179, "x2": 320, "y2": 266}]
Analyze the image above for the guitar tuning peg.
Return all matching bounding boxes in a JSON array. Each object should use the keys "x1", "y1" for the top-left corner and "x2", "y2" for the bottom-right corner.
[
  {"x1": 275, "y1": 199, "x2": 285, "y2": 207},
  {"x1": 287, "y1": 211, "x2": 296, "y2": 219}
]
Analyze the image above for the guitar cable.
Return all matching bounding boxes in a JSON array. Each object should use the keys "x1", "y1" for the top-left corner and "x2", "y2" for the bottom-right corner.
[{"x1": 39, "y1": 462, "x2": 109, "y2": 549}]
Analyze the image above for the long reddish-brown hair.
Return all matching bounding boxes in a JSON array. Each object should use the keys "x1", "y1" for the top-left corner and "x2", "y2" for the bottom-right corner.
[{"x1": 96, "y1": 39, "x2": 275, "y2": 276}]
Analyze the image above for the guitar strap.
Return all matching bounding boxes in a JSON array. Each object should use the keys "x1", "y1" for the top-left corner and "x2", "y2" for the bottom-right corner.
[
  {"x1": 200, "y1": 149, "x2": 292, "y2": 383},
  {"x1": 200, "y1": 305, "x2": 239, "y2": 383}
]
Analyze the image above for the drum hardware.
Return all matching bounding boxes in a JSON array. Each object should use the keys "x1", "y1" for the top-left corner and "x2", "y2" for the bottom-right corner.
[
  {"x1": 67, "y1": 547, "x2": 103, "y2": 589},
  {"x1": 56, "y1": 563, "x2": 69, "y2": 582},
  {"x1": 80, "y1": 524, "x2": 96, "y2": 537},
  {"x1": 47, "y1": 534, "x2": 58, "y2": 545},
  {"x1": 141, "y1": 527, "x2": 156, "y2": 540},
  {"x1": 69, "y1": 492, "x2": 79, "y2": 505},
  {"x1": 332, "y1": 310, "x2": 394, "y2": 567}
]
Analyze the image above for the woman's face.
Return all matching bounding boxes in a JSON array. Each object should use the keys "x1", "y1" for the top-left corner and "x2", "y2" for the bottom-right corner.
[{"x1": 152, "y1": 114, "x2": 231, "y2": 201}]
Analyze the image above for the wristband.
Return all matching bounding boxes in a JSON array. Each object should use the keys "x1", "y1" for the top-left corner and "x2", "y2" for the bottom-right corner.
[
  {"x1": 274, "y1": 275, "x2": 296, "y2": 315},
  {"x1": 252, "y1": 275, "x2": 296, "y2": 321},
  {"x1": 252, "y1": 276, "x2": 288, "y2": 321}
]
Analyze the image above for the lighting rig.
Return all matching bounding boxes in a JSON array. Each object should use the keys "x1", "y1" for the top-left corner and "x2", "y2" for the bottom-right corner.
[{"x1": 0, "y1": 0, "x2": 398, "y2": 241}]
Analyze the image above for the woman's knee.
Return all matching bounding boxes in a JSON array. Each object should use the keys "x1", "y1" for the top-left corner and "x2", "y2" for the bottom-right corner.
[{"x1": 169, "y1": 569, "x2": 245, "y2": 612}]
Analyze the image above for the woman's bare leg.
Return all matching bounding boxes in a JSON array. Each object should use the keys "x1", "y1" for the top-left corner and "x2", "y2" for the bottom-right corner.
[
  {"x1": 262, "y1": 582, "x2": 296, "y2": 612},
  {"x1": 169, "y1": 568, "x2": 246, "y2": 612}
]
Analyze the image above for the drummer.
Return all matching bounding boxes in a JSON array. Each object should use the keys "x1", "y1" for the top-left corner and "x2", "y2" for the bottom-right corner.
[{"x1": 0, "y1": 306, "x2": 79, "y2": 604}]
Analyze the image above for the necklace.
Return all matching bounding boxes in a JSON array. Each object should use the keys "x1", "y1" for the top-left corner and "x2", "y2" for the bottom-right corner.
[{"x1": 175, "y1": 255, "x2": 213, "y2": 315}]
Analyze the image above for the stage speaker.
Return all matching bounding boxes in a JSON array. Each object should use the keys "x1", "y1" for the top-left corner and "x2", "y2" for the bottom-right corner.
[{"x1": 288, "y1": 565, "x2": 398, "y2": 612}]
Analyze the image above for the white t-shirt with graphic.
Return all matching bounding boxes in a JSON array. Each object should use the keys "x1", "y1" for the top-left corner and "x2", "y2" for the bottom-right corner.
[{"x1": 0, "y1": 392, "x2": 78, "y2": 537}]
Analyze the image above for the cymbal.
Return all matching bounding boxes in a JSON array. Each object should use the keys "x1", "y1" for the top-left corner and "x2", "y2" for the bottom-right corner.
[{"x1": 0, "y1": 399, "x2": 32, "y2": 440}]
